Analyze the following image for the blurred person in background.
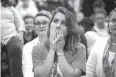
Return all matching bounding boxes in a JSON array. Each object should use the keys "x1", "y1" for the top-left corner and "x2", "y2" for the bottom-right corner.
[
  {"x1": 85, "y1": 8, "x2": 116, "y2": 77},
  {"x1": 16, "y1": 0, "x2": 38, "y2": 18},
  {"x1": 1, "y1": 0, "x2": 25, "y2": 77},
  {"x1": 76, "y1": 12, "x2": 84, "y2": 24},
  {"x1": 33, "y1": 0, "x2": 48, "y2": 11},
  {"x1": 23, "y1": 15, "x2": 37, "y2": 44},
  {"x1": 79, "y1": 18, "x2": 94, "y2": 34},
  {"x1": 90, "y1": 0, "x2": 106, "y2": 22},
  {"x1": 79, "y1": 18, "x2": 94, "y2": 55},
  {"x1": 22, "y1": 10, "x2": 52, "y2": 77},
  {"x1": 32, "y1": 7, "x2": 86, "y2": 77},
  {"x1": 93, "y1": 10, "x2": 109, "y2": 37},
  {"x1": 85, "y1": 10, "x2": 109, "y2": 55}
]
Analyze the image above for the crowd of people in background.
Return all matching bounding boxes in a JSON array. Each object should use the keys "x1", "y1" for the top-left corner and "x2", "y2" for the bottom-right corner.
[{"x1": 1, "y1": 0, "x2": 116, "y2": 77}]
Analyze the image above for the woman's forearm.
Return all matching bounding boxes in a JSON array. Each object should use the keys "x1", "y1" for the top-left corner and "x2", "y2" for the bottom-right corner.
[
  {"x1": 34, "y1": 49, "x2": 55, "y2": 77},
  {"x1": 58, "y1": 55, "x2": 81, "y2": 77}
]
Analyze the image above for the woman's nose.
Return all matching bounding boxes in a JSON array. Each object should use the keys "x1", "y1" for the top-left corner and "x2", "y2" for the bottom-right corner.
[
  {"x1": 40, "y1": 24, "x2": 44, "y2": 27},
  {"x1": 56, "y1": 23, "x2": 61, "y2": 29}
]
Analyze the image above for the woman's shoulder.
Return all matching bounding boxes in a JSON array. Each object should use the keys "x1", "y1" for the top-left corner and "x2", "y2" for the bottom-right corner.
[
  {"x1": 32, "y1": 43, "x2": 46, "y2": 56},
  {"x1": 90, "y1": 36, "x2": 110, "y2": 54},
  {"x1": 95, "y1": 36, "x2": 110, "y2": 46},
  {"x1": 85, "y1": 31, "x2": 98, "y2": 37}
]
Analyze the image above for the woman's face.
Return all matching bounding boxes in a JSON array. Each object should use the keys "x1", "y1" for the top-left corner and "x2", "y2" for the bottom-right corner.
[
  {"x1": 95, "y1": 13, "x2": 105, "y2": 25},
  {"x1": 109, "y1": 12, "x2": 116, "y2": 35},
  {"x1": 50, "y1": 12, "x2": 67, "y2": 38},
  {"x1": 76, "y1": 13, "x2": 84, "y2": 23},
  {"x1": 34, "y1": 16, "x2": 49, "y2": 35},
  {"x1": 24, "y1": 17, "x2": 34, "y2": 32}
]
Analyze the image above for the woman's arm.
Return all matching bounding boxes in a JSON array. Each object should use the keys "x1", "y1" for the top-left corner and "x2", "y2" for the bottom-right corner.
[
  {"x1": 85, "y1": 42, "x2": 97, "y2": 77},
  {"x1": 58, "y1": 55, "x2": 82, "y2": 77},
  {"x1": 57, "y1": 43, "x2": 86, "y2": 77},
  {"x1": 32, "y1": 45, "x2": 55, "y2": 77}
]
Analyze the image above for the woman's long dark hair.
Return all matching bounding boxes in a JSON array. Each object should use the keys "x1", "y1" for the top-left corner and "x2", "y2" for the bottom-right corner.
[{"x1": 47, "y1": 7, "x2": 81, "y2": 53}]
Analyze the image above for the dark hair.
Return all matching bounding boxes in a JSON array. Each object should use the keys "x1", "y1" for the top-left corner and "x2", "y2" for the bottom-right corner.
[
  {"x1": 34, "y1": 10, "x2": 52, "y2": 25},
  {"x1": 48, "y1": 7, "x2": 81, "y2": 52},
  {"x1": 93, "y1": 0, "x2": 105, "y2": 8},
  {"x1": 23, "y1": 15, "x2": 34, "y2": 21},
  {"x1": 79, "y1": 18, "x2": 94, "y2": 32},
  {"x1": 1, "y1": 0, "x2": 12, "y2": 7},
  {"x1": 95, "y1": 9, "x2": 107, "y2": 17}
]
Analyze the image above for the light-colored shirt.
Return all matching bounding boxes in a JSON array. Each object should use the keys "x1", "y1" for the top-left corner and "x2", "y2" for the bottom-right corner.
[
  {"x1": 93, "y1": 23, "x2": 109, "y2": 37},
  {"x1": 85, "y1": 22, "x2": 109, "y2": 54},
  {"x1": 85, "y1": 37, "x2": 110, "y2": 77},
  {"x1": 85, "y1": 31, "x2": 99, "y2": 54},
  {"x1": 1, "y1": 6, "x2": 25, "y2": 45},
  {"x1": 22, "y1": 37, "x2": 39, "y2": 77},
  {"x1": 32, "y1": 42, "x2": 86, "y2": 77}
]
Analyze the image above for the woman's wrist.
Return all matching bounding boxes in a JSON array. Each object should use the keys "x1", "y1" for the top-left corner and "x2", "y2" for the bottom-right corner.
[{"x1": 57, "y1": 50, "x2": 64, "y2": 56}]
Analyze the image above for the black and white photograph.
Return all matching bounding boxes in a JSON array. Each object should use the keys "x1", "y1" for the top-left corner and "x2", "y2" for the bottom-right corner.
[{"x1": 1, "y1": 0, "x2": 116, "y2": 77}]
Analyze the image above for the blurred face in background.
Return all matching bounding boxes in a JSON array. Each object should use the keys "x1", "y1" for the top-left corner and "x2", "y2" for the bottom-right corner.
[
  {"x1": 34, "y1": 16, "x2": 49, "y2": 35},
  {"x1": 24, "y1": 17, "x2": 34, "y2": 32},
  {"x1": 95, "y1": 13, "x2": 105, "y2": 29},
  {"x1": 50, "y1": 12, "x2": 68, "y2": 38},
  {"x1": 109, "y1": 11, "x2": 116, "y2": 35},
  {"x1": 76, "y1": 12, "x2": 84, "y2": 23}
]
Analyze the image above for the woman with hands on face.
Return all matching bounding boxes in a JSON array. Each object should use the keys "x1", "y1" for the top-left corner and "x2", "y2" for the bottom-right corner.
[{"x1": 32, "y1": 7, "x2": 86, "y2": 77}]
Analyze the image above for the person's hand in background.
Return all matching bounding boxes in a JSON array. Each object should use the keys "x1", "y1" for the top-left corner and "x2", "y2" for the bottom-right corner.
[{"x1": 15, "y1": 31, "x2": 24, "y2": 44}]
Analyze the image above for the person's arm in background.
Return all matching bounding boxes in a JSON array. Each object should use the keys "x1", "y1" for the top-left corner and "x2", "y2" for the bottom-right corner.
[
  {"x1": 11, "y1": 6, "x2": 26, "y2": 43},
  {"x1": 32, "y1": 44, "x2": 55, "y2": 77},
  {"x1": 85, "y1": 40, "x2": 97, "y2": 77}
]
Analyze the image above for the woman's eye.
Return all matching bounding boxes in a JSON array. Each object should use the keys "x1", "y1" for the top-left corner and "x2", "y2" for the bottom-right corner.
[
  {"x1": 42, "y1": 21, "x2": 48, "y2": 25},
  {"x1": 111, "y1": 18, "x2": 116, "y2": 23},
  {"x1": 35, "y1": 22, "x2": 41, "y2": 26},
  {"x1": 61, "y1": 21, "x2": 66, "y2": 25},
  {"x1": 53, "y1": 19, "x2": 58, "y2": 24}
]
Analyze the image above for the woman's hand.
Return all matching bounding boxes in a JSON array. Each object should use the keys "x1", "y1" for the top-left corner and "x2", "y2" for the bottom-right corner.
[
  {"x1": 56, "y1": 30, "x2": 65, "y2": 56},
  {"x1": 50, "y1": 29, "x2": 61, "y2": 51}
]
